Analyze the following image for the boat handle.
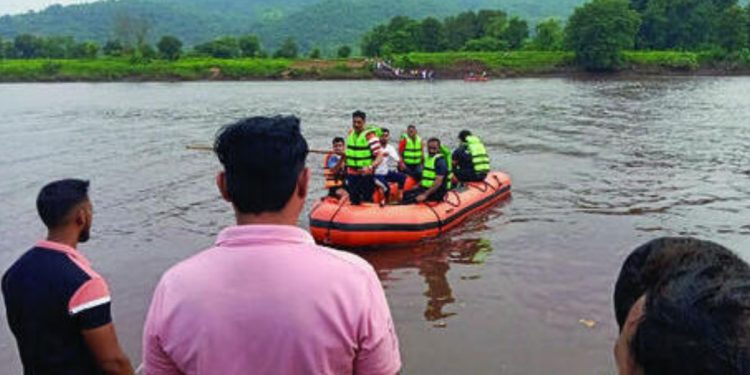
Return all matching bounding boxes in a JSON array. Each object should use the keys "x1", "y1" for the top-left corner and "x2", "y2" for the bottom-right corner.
[{"x1": 444, "y1": 190, "x2": 461, "y2": 209}]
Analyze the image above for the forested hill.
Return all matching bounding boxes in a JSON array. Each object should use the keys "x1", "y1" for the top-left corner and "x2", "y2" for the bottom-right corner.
[{"x1": 0, "y1": 0, "x2": 586, "y2": 51}]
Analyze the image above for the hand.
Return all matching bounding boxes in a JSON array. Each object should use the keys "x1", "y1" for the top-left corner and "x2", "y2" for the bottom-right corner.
[
  {"x1": 416, "y1": 193, "x2": 427, "y2": 203},
  {"x1": 363, "y1": 166, "x2": 373, "y2": 175},
  {"x1": 398, "y1": 161, "x2": 406, "y2": 171}
]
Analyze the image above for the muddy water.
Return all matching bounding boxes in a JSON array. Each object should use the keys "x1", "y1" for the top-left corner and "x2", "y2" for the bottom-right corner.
[{"x1": 0, "y1": 79, "x2": 748, "y2": 374}]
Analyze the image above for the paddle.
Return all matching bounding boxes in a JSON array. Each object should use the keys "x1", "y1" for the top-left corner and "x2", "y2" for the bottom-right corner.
[{"x1": 186, "y1": 144, "x2": 331, "y2": 155}]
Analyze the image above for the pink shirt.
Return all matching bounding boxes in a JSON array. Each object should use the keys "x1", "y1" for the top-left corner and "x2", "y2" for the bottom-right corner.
[{"x1": 143, "y1": 225, "x2": 401, "y2": 375}]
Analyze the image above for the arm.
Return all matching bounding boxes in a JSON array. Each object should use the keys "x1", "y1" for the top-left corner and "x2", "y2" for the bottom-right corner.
[
  {"x1": 416, "y1": 175, "x2": 444, "y2": 203},
  {"x1": 354, "y1": 268, "x2": 402, "y2": 375},
  {"x1": 366, "y1": 133, "x2": 384, "y2": 172},
  {"x1": 82, "y1": 324, "x2": 135, "y2": 375},
  {"x1": 143, "y1": 282, "x2": 182, "y2": 375}
]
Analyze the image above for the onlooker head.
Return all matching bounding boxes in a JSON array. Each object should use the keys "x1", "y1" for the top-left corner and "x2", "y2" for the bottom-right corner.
[
  {"x1": 614, "y1": 237, "x2": 750, "y2": 375},
  {"x1": 458, "y1": 130, "x2": 472, "y2": 143},
  {"x1": 332, "y1": 136, "x2": 345, "y2": 155},
  {"x1": 352, "y1": 110, "x2": 366, "y2": 132},
  {"x1": 36, "y1": 179, "x2": 93, "y2": 243},
  {"x1": 214, "y1": 116, "x2": 309, "y2": 223}
]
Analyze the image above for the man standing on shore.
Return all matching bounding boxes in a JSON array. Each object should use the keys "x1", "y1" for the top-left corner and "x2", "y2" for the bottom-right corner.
[
  {"x1": 143, "y1": 116, "x2": 401, "y2": 375},
  {"x1": 2, "y1": 179, "x2": 134, "y2": 375}
]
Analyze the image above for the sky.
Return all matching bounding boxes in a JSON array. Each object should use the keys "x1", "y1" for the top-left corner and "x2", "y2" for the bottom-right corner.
[{"x1": 0, "y1": 0, "x2": 91, "y2": 16}]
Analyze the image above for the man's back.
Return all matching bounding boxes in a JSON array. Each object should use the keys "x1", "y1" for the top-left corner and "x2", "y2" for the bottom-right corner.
[
  {"x1": 3, "y1": 242, "x2": 110, "y2": 375},
  {"x1": 144, "y1": 225, "x2": 400, "y2": 375}
]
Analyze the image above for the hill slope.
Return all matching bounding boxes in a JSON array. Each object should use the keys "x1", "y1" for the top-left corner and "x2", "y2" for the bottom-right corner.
[{"x1": 0, "y1": 0, "x2": 587, "y2": 51}]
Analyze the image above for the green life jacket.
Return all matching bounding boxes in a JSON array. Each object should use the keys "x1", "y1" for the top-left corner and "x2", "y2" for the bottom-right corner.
[
  {"x1": 345, "y1": 127, "x2": 379, "y2": 168},
  {"x1": 465, "y1": 135, "x2": 490, "y2": 173},
  {"x1": 401, "y1": 134, "x2": 423, "y2": 166},
  {"x1": 421, "y1": 154, "x2": 442, "y2": 188}
]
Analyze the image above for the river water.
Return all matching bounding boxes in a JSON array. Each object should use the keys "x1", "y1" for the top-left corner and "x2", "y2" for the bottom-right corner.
[{"x1": 0, "y1": 79, "x2": 748, "y2": 374}]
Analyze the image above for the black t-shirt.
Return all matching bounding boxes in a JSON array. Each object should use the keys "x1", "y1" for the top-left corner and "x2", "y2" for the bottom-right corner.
[
  {"x1": 2, "y1": 244, "x2": 112, "y2": 375},
  {"x1": 452, "y1": 145, "x2": 473, "y2": 172}
]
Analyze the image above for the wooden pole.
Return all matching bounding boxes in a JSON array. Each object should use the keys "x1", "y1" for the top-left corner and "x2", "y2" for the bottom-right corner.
[{"x1": 186, "y1": 144, "x2": 331, "y2": 155}]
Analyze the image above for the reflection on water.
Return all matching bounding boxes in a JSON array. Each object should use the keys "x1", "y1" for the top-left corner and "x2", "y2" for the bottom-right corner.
[{"x1": 362, "y1": 238, "x2": 494, "y2": 323}]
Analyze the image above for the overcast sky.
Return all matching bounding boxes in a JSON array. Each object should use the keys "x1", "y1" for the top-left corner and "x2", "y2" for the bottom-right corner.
[{"x1": 0, "y1": 0, "x2": 91, "y2": 16}]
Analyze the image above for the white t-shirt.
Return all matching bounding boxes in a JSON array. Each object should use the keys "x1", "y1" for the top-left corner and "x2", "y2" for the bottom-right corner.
[{"x1": 375, "y1": 144, "x2": 400, "y2": 176}]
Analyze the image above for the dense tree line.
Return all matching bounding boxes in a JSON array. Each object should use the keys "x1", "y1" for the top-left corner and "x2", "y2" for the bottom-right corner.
[
  {"x1": 0, "y1": 32, "x2": 359, "y2": 61},
  {"x1": 362, "y1": 1, "x2": 750, "y2": 70}
]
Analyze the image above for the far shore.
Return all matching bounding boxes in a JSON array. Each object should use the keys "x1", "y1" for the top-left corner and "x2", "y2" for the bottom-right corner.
[{"x1": 1, "y1": 52, "x2": 749, "y2": 83}]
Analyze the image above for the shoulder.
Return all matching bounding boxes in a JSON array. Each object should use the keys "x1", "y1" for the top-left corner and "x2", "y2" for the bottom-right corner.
[{"x1": 314, "y1": 245, "x2": 378, "y2": 280}]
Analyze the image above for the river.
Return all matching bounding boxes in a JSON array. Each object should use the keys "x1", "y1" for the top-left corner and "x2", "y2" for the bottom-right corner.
[{"x1": 0, "y1": 79, "x2": 748, "y2": 374}]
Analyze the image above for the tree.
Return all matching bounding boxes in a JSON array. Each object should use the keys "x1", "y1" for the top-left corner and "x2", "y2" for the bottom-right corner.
[
  {"x1": 70, "y1": 41, "x2": 99, "y2": 59},
  {"x1": 337, "y1": 45, "x2": 352, "y2": 58},
  {"x1": 194, "y1": 37, "x2": 241, "y2": 59},
  {"x1": 103, "y1": 40, "x2": 124, "y2": 57},
  {"x1": 566, "y1": 0, "x2": 641, "y2": 71},
  {"x1": 417, "y1": 17, "x2": 446, "y2": 52},
  {"x1": 309, "y1": 48, "x2": 321, "y2": 59},
  {"x1": 361, "y1": 25, "x2": 389, "y2": 57},
  {"x1": 715, "y1": 4, "x2": 748, "y2": 50},
  {"x1": 477, "y1": 10, "x2": 508, "y2": 39},
  {"x1": 462, "y1": 36, "x2": 507, "y2": 51},
  {"x1": 273, "y1": 37, "x2": 298, "y2": 58},
  {"x1": 444, "y1": 11, "x2": 481, "y2": 50},
  {"x1": 157, "y1": 35, "x2": 183, "y2": 60},
  {"x1": 532, "y1": 18, "x2": 564, "y2": 51},
  {"x1": 636, "y1": 0, "x2": 718, "y2": 50},
  {"x1": 503, "y1": 17, "x2": 529, "y2": 50},
  {"x1": 41, "y1": 36, "x2": 74, "y2": 58},
  {"x1": 238, "y1": 35, "x2": 261, "y2": 57},
  {"x1": 14, "y1": 34, "x2": 43, "y2": 59}
]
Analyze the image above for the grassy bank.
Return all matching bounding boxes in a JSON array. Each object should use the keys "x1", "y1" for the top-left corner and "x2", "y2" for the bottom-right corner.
[
  {"x1": 0, "y1": 57, "x2": 371, "y2": 82},
  {"x1": 1, "y1": 51, "x2": 749, "y2": 82}
]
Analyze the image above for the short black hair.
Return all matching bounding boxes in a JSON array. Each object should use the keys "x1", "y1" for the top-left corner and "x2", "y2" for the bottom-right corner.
[
  {"x1": 613, "y1": 237, "x2": 740, "y2": 330},
  {"x1": 332, "y1": 137, "x2": 344, "y2": 144},
  {"x1": 352, "y1": 110, "x2": 366, "y2": 120},
  {"x1": 459, "y1": 130, "x2": 472, "y2": 142},
  {"x1": 381, "y1": 128, "x2": 390, "y2": 134},
  {"x1": 407, "y1": 125, "x2": 416, "y2": 130},
  {"x1": 615, "y1": 237, "x2": 750, "y2": 374},
  {"x1": 36, "y1": 179, "x2": 90, "y2": 229},
  {"x1": 214, "y1": 116, "x2": 308, "y2": 214},
  {"x1": 427, "y1": 137, "x2": 441, "y2": 146}
]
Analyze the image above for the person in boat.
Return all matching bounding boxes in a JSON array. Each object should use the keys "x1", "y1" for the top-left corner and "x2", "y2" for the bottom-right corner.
[
  {"x1": 143, "y1": 116, "x2": 402, "y2": 375},
  {"x1": 374, "y1": 128, "x2": 406, "y2": 203},
  {"x1": 2, "y1": 179, "x2": 135, "y2": 375},
  {"x1": 398, "y1": 124, "x2": 424, "y2": 179},
  {"x1": 403, "y1": 138, "x2": 450, "y2": 204},
  {"x1": 452, "y1": 130, "x2": 490, "y2": 184},
  {"x1": 323, "y1": 136, "x2": 348, "y2": 199},
  {"x1": 345, "y1": 110, "x2": 384, "y2": 205},
  {"x1": 613, "y1": 237, "x2": 750, "y2": 375}
]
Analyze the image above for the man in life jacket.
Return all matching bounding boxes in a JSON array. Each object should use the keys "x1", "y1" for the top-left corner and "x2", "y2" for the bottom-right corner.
[
  {"x1": 452, "y1": 130, "x2": 490, "y2": 184},
  {"x1": 323, "y1": 137, "x2": 348, "y2": 199},
  {"x1": 374, "y1": 128, "x2": 406, "y2": 203},
  {"x1": 345, "y1": 110, "x2": 384, "y2": 205},
  {"x1": 402, "y1": 138, "x2": 449, "y2": 204},
  {"x1": 398, "y1": 124, "x2": 424, "y2": 179}
]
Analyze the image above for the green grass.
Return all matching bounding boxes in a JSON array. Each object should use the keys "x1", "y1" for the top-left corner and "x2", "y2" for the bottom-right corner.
[
  {"x1": 0, "y1": 58, "x2": 297, "y2": 81},
  {"x1": 0, "y1": 51, "x2": 746, "y2": 82},
  {"x1": 622, "y1": 51, "x2": 701, "y2": 70}
]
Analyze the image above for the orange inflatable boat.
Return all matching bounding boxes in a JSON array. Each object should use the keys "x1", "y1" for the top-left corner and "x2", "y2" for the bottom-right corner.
[{"x1": 309, "y1": 171, "x2": 512, "y2": 247}]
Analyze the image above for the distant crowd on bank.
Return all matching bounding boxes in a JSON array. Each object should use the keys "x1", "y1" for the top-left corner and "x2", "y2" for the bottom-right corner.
[{"x1": 3, "y1": 115, "x2": 750, "y2": 375}]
